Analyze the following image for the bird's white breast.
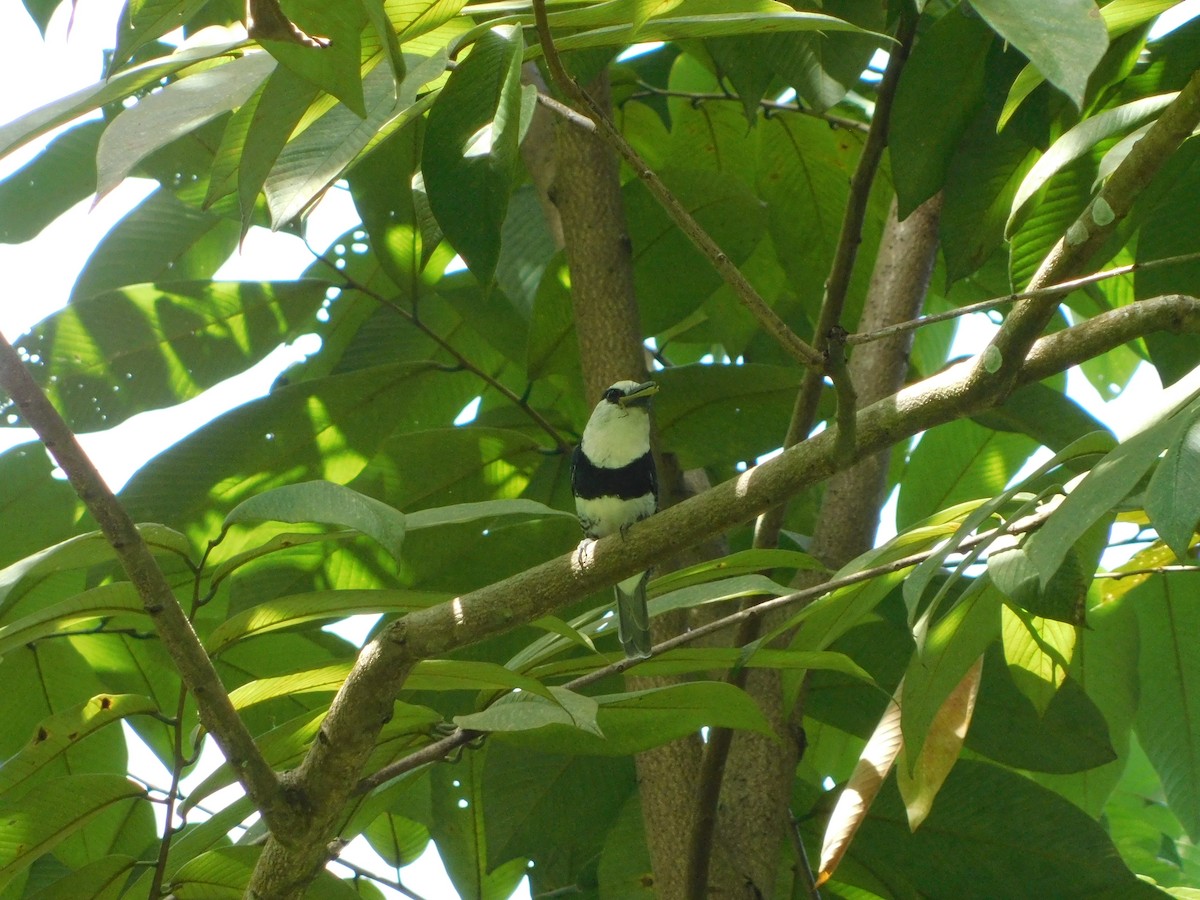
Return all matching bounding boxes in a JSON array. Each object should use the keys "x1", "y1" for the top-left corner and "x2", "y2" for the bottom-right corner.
[
  {"x1": 580, "y1": 403, "x2": 651, "y2": 468},
  {"x1": 575, "y1": 491, "x2": 657, "y2": 538}
]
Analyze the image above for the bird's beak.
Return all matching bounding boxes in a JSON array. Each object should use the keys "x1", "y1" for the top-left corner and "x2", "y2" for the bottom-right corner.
[{"x1": 617, "y1": 381, "x2": 658, "y2": 408}]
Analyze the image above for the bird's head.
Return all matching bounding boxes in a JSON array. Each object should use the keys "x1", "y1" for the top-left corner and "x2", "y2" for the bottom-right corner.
[{"x1": 580, "y1": 380, "x2": 658, "y2": 466}]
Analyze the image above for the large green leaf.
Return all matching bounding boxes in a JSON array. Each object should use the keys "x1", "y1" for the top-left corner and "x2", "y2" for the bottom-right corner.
[
  {"x1": 25, "y1": 853, "x2": 138, "y2": 900},
  {"x1": 0, "y1": 694, "x2": 159, "y2": 801},
  {"x1": 423, "y1": 26, "x2": 528, "y2": 283},
  {"x1": 1132, "y1": 572, "x2": 1200, "y2": 840},
  {"x1": 0, "y1": 121, "x2": 101, "y2": 244},
  {"x1": 224, "y1": 480, "x2": 409, "y2": 563},
  {"x1": 262, "y1": 57, "x2": 435, "y2": 228},
  {"x1": 482, "y1": 744, "x2": 635, "y2": 888},
  {"x1": 850, "y1": 759, "x2": 1165, "y2": 898},
  {"x1": 1007, "y1": 93, "x2": 1176, "y2": 233},
  {"x1": 966, "y1": 643, "x2": 1115, "y2": 774},
  {"x1": 652, "y1": 363, "x2": 803, "y2": 469},
  {"x1": 889, "y1": 6, "x2": 992, "y2": 217},
  {"x1": 96, "y1": 52, "x2": 276, "y2": 198},
  {"x1": 69, "y1": 189, "x2": 240, "y2": 304},
  {"x1": 0, "y1": 584, "x2": 145, "y2": 657},
  {"x1": 118, "y1": 361, "x2": 478, "y2": 539},
  {"x1": 0, "y1": 40, "x2": 243, "y2": 160},
  {"x1": 0, "y1": 774, "x2": 145, "y2": 893},
  {"x1": 897, "y1": 418, "x2": 1037, "y2": 530},
  {"x1": 259, "y1": 1, "x2": 368, "y2": 116},
  {"x1": 471, "y1": 682, "x2": 773, "y2": 755},
  {"x1": 0, "y1": 444, "x2": 81, "y2": 570},
  {"x1": 205, "y1": 589, "x2": 449, "y2": 654},
  {"x1": 541, "y1": 10, "x2": 871, "y2": 54},
  {"x1": 7, "y1": 279, "x2": 329, "y2": 432},
  {"x1": 1022, "y1": 395, "x2": 1200, "y2": 587},
  {"x1": 971, "y1": 0, "x2": 1109, "y2": 109},
  {"x1": 901, "y1": 580, "x2": 1002, "y2": 765},
  {"x1": 1145, "y1": 414, "x2": 1200, "y2": 560},
  {"x1": 430, "y1": 751, "x2": 528, "y2": 900}
]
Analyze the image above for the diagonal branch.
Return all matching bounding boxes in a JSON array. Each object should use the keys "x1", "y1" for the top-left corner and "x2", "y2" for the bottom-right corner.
[
  {"x1": 0, "y1": 328, "x2": 295, "y2": 836},
  {"x1": 979, "y1": 67, "x2": 1200, "y2": 389},
  {"x1": 529, "y1": 0, "x2": 825, "y2": 372},
  {"x1": 245, "y1": 292, "x2": 1200, "y2": 898}
]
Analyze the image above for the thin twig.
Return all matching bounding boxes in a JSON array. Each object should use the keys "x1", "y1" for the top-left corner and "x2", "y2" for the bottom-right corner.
[
  {"x1": 0, "y1": 328, "x2": 293, "y2": 835},
  {"x1": 788, "y1": 810, "x2": 822, "y2": 900},
  {"x1": 752, "y1": 8, "x2": 916, "y2": 550},
  {"x1": 631, "y1": 83, "x2": 871, "y2": 133},
  {"x1": 1095, "y1": 564, "x2": 1199, "y2": 579},
  {"x1": 530, "y1": 0, "x2": 825, "y2": 372},
  {"x1": 310, "y1": 252, "x2": 571, "y2": 452},
  {"x1": 149, "y1": 686, "x2": 191, "y2": 898},
  {"x1": 356, "y1": 502, "x2": 1057, "y2": 794},
  {"x1": 847, "y1": 250, "x2": 1200, "y2": 346},
  {"x1": 329, "y1": 857, "x2": 430, "y2": 900}
]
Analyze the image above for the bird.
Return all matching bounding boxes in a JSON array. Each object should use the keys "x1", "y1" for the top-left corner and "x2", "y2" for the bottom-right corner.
[{"x1": 571, "y1": 379, "x2": 659, "y2": 659}]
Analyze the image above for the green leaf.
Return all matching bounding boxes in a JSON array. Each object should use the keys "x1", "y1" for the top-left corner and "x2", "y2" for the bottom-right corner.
[
  {"x1": 481, "y1": 744, "x2": 634, "y2": 885},
  {"x1": 0, "y1": 774, "x2": 144, "y2": 893},
  {"x1": 1145, "y1": 416, "x2": 1200, "y2": 560},
  {"x1": 649, "y1": 548, "x2": 825, "y2": 593},
  {"x1": 988, "y1": 544, "x2": 1089, "y2": 624},
  {"x1": 69, "y1": 189, "x2": 239, "y2": 304},
  {"x1": 430, "y1": 752, "x2": 528, "y2": 900},
  {"x1": 971, "y1": 0, "x2": 1109, "y2": 108},
  {"x1": 889, "y1": 6, "x2": 992, "y2": 217},
  {"x1": 423, "y1": 27, "x2": 526, "y2": 283},
  {"x1": 0, "y1": 584, "x2": 145, "y2": 657},
  {"x1": 263, "y1": 53, "x2": 445, "y2": 228},
  {"x1": 1023, "y1": 396, "x2": 1200, "y2": 586},
  {"x1": 259, "y1": 2, "x2": 367, "y2": 116},
  {"x1": 901, "y1": 580, "x2": 1003, "y2": 765},
  {"x1": 896, "y1": 418, "x2": 1037, "y2": 530},
  {"x1": 972, "y1": 382, "x2": 1113, "y2": 457},
  {"x1": 652, "y1": 363, "x2": 804, "y2": 468},
  {"x1": 24, "y1": 854, "x2": 137, "y2": 900},
  {"x1": 967, "y1": 644, "x2": 1116, "y2": 775},
  {"x1": 853, "y1": 759, "x2": 1165, "y2": 898},
  {"x1": 0, "y1": 40, "x2": 243, "y2": 160},
  {"x1": 118, "y1": 361, "x2": 478, "y2": 539},
  {"x1": 406, "y1": 498, "x2": 574, "y2": 530},
  {"x1": 1132, "y1": 573, "x2": 1200, "y2": 840},
  {"x1": 205, "y1": 589, "x2": 449, "y2": 654},
  {"x1": 96, "y1": 52, "x2": 276, "y2": 198},
  {"x1": 0, "y1": 525, "x2": 191, "y2": 616},
  {"x1": 0, "y1": 694, "x2": 159, "y2": 801},
  {"x1": 484, "y1": 682, "x2": 773, "y2": 755},
  {"x1": 8, "y1": 279, "x2": 329, "y2": 432},
  {"x1": 224, "y1": 480, "x2": 408, "y2": 563},
  {"x1": 542, "y1": 10, "x2": 871, "y2": 54},
  {"x1": 0, "y1": 121, "x2": 101, "y2": 244},
  {"x1": 362, "y1": 0, "x2": 406, "y2": 85},
  {"x1": 0, "y1": 444, "x2": 81, "y2": 570},
  {"x1": 455, "y1": 686, "x2": 602, "y2": 736},
  {"x1": 1007, "y1": 93, "x2": 1175, "y2": 234},
  {"x1": 363, "y1": 810, "x2": 429, "y2": 868}
]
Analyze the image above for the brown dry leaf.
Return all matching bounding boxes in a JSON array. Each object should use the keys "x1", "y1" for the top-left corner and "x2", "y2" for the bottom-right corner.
[
  {"x1": 815, "y1": 684, "x2": 904, "y2": 887},
  {"x1": 896, "y1": 654, "x2": 983, "y2": 830}
]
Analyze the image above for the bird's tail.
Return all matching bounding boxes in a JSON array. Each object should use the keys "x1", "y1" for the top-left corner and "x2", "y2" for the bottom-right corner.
[{"x1": 615, "y1": 571, "x2": 652, "y2": 659}]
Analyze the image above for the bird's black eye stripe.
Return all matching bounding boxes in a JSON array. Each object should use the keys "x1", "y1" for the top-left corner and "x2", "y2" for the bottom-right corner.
[{"x1": 604, "y1": 388, "x2": 622, "y2": 403}]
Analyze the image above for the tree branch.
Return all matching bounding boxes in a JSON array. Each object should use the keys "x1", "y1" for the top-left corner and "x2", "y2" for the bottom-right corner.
[
  {"x1": 846, "y1": 250, "x2": 1200, "y2": 347},
  {"x1": 529, "y1": 0, "x2": 825, "y2": 372},
  {"x1": 980, "y1": 68, "x2": 1200, "y2": 389},
  {"x1": 246, "y1": 293, "x2": 1200, "y2": 896},
  {"x1": 0, "y1": 328, "x2": 295, "y2": 836},
  {"x1": 358, "y1": 494, "x2": 1061, "y2": 793},
  {"x1": 630, "y1": 83, "x2": 871, "y2": 134}
]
